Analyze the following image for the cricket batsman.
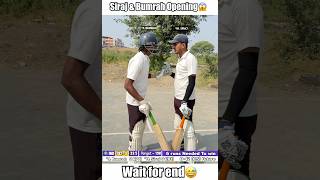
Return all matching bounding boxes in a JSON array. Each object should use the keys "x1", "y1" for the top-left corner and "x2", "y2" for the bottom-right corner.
[
  {"x1": 124, "y1": 32, "x2": 159, "y2": 151},
  {"x1": 162, "y1": 34, "x2": 198, "y2": 151}
]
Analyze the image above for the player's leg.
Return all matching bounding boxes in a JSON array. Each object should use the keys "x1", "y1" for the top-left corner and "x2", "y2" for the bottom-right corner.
[
  {"x1": 173, "y1": 98, "x2": 197, "y2": 150},
  {"x1": 127, "y1": 104, "x2": 146, "y2": 150},
  {"x1": 184, "y1": 99, "x2": 196, "y2": 151},
  {"x1": 69, "y1": 127, "x2": 102, "y2": 180}
]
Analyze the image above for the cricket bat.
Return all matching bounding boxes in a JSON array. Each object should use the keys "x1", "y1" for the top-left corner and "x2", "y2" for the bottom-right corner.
[
  {"x1": 171, "y1": 116, "x2": 186, "y2": 151},
  {"x1": 148, "y1": 111, "x2": 172, "y2": 150},
  {"x1": 219, "y1": 160, "x2": 230, "y2": 180}
]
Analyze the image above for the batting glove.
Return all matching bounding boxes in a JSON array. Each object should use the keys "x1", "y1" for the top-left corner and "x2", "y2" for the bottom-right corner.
[
  {"x1": 179, "y1": 102, "x2": 192, "y2": 119},
  {"x1": 138, "y1": 100, "x2": 152, "y2": 115},
  {"x1": 218, "y1": 119, "x2": 248, "y2": 169}
]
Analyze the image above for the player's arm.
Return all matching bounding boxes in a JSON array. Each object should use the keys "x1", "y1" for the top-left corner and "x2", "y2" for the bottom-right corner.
[
  {"x1": 179, "y1": 57, "x2": 197, "y2": 118},
  {"x1": 124, "y1": 78, "x2": 144, "y2": 102},
  {"x1": 61, "y1": 57, "x2": 102, "y2": 120},
  {"x1": 182, "y1": 75, "x2": 196, "y2": 103},
  {"x1": 222, "y1": 47, "x2": 259, "y2": 123}
]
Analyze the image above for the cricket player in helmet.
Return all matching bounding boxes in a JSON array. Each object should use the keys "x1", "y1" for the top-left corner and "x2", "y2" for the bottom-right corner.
[
  {"x1": 124, "y1": 32, "x2": 159, "y2": 150},
  {"x1": 139, "y1": 32, "x2": 159, "y2": 54}
]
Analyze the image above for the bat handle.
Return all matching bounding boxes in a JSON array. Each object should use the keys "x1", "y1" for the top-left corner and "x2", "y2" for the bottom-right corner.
[
  {"x1": 179, "y1": 117, "x2": 185, "y2": 128},
  {"x1": 148, "y1": 111, "x2": 156, "y2": 125},
  {"x1": 219, "y1": 160, "x2": 230, "y2": 180}
]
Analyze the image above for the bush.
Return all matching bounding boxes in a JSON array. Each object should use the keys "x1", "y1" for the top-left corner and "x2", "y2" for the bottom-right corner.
[
  {"x1": 275, "y1": 0, "x2": 320, "y2": 61},
  {"x1": 201, "y1": 53, "x2": 218, "y2": 79},
  {"x1": 190, "y1": 41, "x2": 215, "y2": 56}
]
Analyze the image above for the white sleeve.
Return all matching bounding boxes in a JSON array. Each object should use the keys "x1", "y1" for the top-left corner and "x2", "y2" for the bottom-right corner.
[
  {"x1": 234, "y1": 0, "x2": 264, "y2": 52},
  {"x1": 68, "y1": 1, "x2": 101, "y2": 65},
  {"x1": 187, "y1": 56, "x2": 197, "y2": 76},
  {"x1": 127, "y1": 58, "x2": 142, "y2": 80}
]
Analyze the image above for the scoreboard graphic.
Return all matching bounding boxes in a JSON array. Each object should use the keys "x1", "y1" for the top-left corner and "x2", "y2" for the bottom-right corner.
[{"x1": 103, "y1": 150, "x2": 218, "y2": 164}]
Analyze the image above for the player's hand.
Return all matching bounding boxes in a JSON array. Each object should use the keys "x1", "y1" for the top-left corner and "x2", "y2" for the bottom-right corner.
[
  {"x1": 218, "y1": 120, "x2": 248, "y2": 169},
  {"x1": 179, "y1": 102, "x2": 192, "y2": 119},
  {"x1": 138, "y1": 100, "x2": 152, "y2": 115},
  {"x1": 156, "y1": 62, "x2": 172, "y2": 79}
]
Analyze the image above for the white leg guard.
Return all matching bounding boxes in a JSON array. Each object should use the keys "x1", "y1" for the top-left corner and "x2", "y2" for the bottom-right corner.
[
  {"x1": 184, "y1": 121, "x2": 197, "y2": 151},
  {"x1": 128, "y1": 121, "x2": 145, "y2": 151},
  {"x1": 174, "y1": 114, "x2": 181, "y2": 129}
]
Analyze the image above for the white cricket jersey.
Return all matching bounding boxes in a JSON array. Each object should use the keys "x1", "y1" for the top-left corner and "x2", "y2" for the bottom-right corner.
[
  {"x1": 174, "y1": 50, "x2": 197, "y2": 100},
  {"x1": 126, "y1": 51, "x2": 150, "y2": 106}
]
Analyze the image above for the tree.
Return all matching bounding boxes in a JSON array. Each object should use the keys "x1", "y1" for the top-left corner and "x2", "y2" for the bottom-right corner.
[
  {"x1": 203, "y1": 53, "x2": 218, "y2": 79},
  {"x1": 190, "y1": 41, "x2": 214, "y2": 56},
  {"x1": 282, "y1": 0, "x2": 320, "y2": 60},
  {"x1": 190, "y1": 41, "x2": 217, "y2": 78},
  {"x1": 117, "y1": 15, "x2": 206, "y2": 70}
]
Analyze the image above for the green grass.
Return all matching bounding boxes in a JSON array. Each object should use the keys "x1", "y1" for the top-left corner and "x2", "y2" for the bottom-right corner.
[
  {"x1": 102, "y1": 48, "x2": 137, "y2": 64},
  {"x1": 197, "y1": 72, "x2": 217, "y2": 88},
  {"x1": 102, "y1": 48, "x2": 213, "y2": 65}
]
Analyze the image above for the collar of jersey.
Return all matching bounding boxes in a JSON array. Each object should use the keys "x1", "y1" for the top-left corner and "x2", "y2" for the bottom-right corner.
[{"x1": 178, "y1": 50, "x2": 190, "y2": 62}]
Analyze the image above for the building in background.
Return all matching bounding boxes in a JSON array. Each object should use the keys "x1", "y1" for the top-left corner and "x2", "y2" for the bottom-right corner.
[
  {"x1": 115, "y1": 38, "x2": 124, "y2": 47},
  {"x1": 102, "y1": 36, "x2": 124, "y2": 48}
]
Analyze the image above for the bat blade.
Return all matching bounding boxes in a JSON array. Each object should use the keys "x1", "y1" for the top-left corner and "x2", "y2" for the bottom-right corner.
[
  {"x1": 172, "y1": 128, "x2": 184, "y2": 150},
  {"x1": 171, "y1": 117, "x2": 186, "y2": 151},
  {"x1": 148, "y1": 112, "x2": 172, "y2": 150},
  {"x1": 153, "y1": 124, "x2": 172, "y2": 150}
]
